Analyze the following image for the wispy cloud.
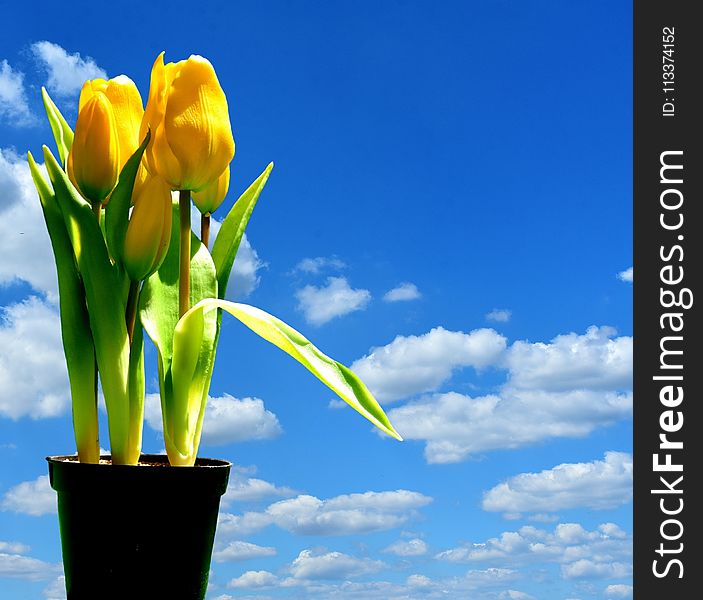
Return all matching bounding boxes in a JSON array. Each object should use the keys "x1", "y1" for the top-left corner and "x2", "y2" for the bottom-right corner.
[
  {"x1": 383, "y1": 282, "x2": 421, "y2": 302},
  {"x1": 482, "y1": 452, "x2": 633, "y2": 516},
  {"x1": 213, "y1": 541, "x2": 277, "y2": 562},
  {"x1": 295, "y1": 276, "x2": 371, "y2": 325},
  {"x1": 31, "y1": 41, "x2": 106, "y2": 98},
  {"x1": 293, "y1": 256, "x2": 346, "y2": 275},
  {"x1": 383, "y1": 537, "x2": 428, "y2": 556},
  {"x1": 0, "y1": 60, "x2": 34, "y2": 126},
  {"x1": 486, "y1": 308, "x2": 512, "y2": 323}
]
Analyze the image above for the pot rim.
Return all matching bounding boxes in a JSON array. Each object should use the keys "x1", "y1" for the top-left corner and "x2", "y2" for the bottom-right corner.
[{"x1": 46, "y1": 453, "x2": 232, "y2": 469}]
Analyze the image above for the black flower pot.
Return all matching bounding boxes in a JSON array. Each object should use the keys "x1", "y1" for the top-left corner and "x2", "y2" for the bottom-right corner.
[{"x1": 47, "y1": 454, "x2": 231, "y2": 600}]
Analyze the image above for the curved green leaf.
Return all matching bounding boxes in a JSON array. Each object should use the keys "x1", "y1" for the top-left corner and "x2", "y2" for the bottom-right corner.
[
  {"x1": 41, "y1": 88, "x2": 74, "y2": 168},
  {"x1": 105, "y1": 130, "x2": 151, "y2": 264},
  {"x1": 180, "y1": 299, "x2": 403, "y2": 441},
  {"x1": 28, "y1": 151, "x2": 99, "y2": 463},
  {"x1": 211, "y1": 163, "x2": 273, "y2": 299}
]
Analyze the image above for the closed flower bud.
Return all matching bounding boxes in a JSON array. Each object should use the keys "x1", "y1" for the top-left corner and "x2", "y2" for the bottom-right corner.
[
  {"x1": 68, "y1": 92, "x2": 120, "y2": 204},
  {"x1": 192, "y1": 165, "x2": 229, "y2": 214},
  {"x1": 69, "y1": 75, "x2": 147, "y2": 204},
  {"x1": 123, "y1": 176, "x2": 173, "y2": 281},
  {"x1": 140, "y1": 52, "x2": 235, "y2": 192}
]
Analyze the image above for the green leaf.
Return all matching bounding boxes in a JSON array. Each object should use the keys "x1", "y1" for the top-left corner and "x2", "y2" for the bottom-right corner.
[
  {"x1": 28, "y1": 151, "x2": 99, "y2": 463},
  {"x1": 41, "y1": 88, "x2": 74, "y2": 168},
  {"x1": 140, "y1": 199, "x2": 218, "y2": 465},
  {"x1": 181, "y1": 299, "x2": 403, "y2": 441},
  {"x1": 211, "y1": 163, "x2": 273, "y2": 299},
  {"x1": 42, "y1": 145, "x2": 135, "y2": 464},
  {"x1": 105, "y1": 130, "x2": 150, "y2": 263}
]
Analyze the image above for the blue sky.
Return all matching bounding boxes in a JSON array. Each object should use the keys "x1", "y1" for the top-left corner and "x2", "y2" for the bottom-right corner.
[{"x1": 0, "y1": 1, "x2": 632, "y2": 598}]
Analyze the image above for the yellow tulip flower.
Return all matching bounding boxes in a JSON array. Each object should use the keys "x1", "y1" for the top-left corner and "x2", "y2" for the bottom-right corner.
[
  {"x1": 192, "y1": 165, "x2": 230, "y2": 214},
  {"x1": 123, "y1": 176, "x2": 173, "y2": 282},
  {"x1": 140, "y1": 52, "x2": 234, "y2": 192},
  {"x1": 68, "y1": 75, "x2": 147, "y2": 205}
]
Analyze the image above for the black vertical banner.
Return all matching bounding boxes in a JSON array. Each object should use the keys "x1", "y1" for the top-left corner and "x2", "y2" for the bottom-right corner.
[{"x1": 634, "y1": 1, "x2": 702, "y2": 597}]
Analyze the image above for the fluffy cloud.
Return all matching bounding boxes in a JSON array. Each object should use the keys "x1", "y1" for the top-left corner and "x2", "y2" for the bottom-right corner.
[
  {"x1": 31, "y1": 41, "x2": 107, "y2": 98},
  {"x1": 0, "y1": 541, "x2": 30, "y2": 554},
  {"x1": 145, "y1": 393, "x2": 281, "y2": 446},
  {"x1": 227, "y1": 570, "x2": 280, "y2": 589},
  {"x1": 0, "y1": 60, "x2": 34, "y2": 126},
  {"x1": 289, "y1": 549, "x2": 385, "y2": 580},
  {"x1": 605, "y1": 584, "x2": 633, "y2": 597},
  {"x1": 294, "y1": 256, "x2": 346, "y2": 274},
  {"x1": 436, "y1": 522, "x2": 631, "y2": 584},
  {"x1": 0, "y1": 149, "x2": 59, "y2": 298},
  {"x1": 386, "y1": 326, "x2": 632, "y2": 462},
  {"x1": 296, "y1": 277, "x2": 371, "y2": 325},
  {"x1": 221, "y1": 471, "x2": 296, "y2": 507},
  {"x1": 0, "y1": 547, "x2": 61, "y2": 581},
  {"x1": 617, "y1": 267, "x2": 633, "y2": 283},
  {"x1": 486, "y1": 309, "x2": 512, "y2": 323},
  {"x1": 0, "y1": 297, "x2": 70, "y2": 419},
  {"x1": 383, "y1": 538, "x2": 428, "y2": 557},
  {"x1": 213, "y1": 541, "x2": 277, "y2": 562},
  {"x1": 504, "y1": 326, "x2": 632, "y2": 393},
  {"x1": 43, "y1": 576, "x2": 66, "y2": 600},
  {"x1": 351, "y1": 327, "x2": 507, "y2": 403},
  {"x1": 218, "y1": 489, "x2": 432, "y2": 538},
  {"x1": 1, "y1": 474, "x2": 56, "y2": 516},
  {"x1": 383, "y1": 283, "x2": 421, "y2": 302},
  {"x1": 482, "y1": 452, "x2": 633, "y2": 516}
]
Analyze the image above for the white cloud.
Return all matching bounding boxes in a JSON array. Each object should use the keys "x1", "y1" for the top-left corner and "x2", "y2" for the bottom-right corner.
[
  {"x1": 0, "y1": 149, "x2": 59, "y2": 298},
  {"x1": 617, "y1": 267, "x2": 633, "y2": 283},
  {"x1": 605, "y1": 584, "x2": 633, "y2": 598},
  {"x1": 387, "y1": 326, "x2": 632, "y2": 463},
  {"x1": 0, "y1": 297, "x2": 70, "y2": 420},
  {"x1": 1, "y1": 474, "x2": 56, "y2": 516},
  {"x1": 289, "y1": 549, "x2": 385, "y2": 580},
  {"x1": 221, "y1": 473, "x2": 296, "y2": 507},
  {"x1": 486, "y1": 309, "x2": 512, "y2": 323},
  {"x1": 0, "y1": 541, "x2": 30, "y2": 554},
  {"x1": 383, "y1": 538, "x2": 428, "y2": 557},
  {"x1": 228, "y1": 570, "x2": 280, "y2": 589},
  {"x1": 213, "y1": 541, "x2": 277, "y2": 562},
  {"x1": 436, "y1": 522, "x2": 631, "y2": 584},
  {"x1": 145, "y1": 393, "x2": 281, "y2": 446},
  {"x1": 389, "y1": 389, "x2": 631, "y2": 464},
  {"x1": 482, "y1": 452, "x2": 633, "y2": 516},
  {"x1": 0, "y1": 552, "x2": 61, "y2": 581},
  {"x1": 43, "y1": 576, "x2": 66, "y2": 600},
  {"x1": 0, "y1": 60, "x2": 34, "y2": 126},
  {"x1": 31, "y1": 41, "x2": 107, "y2": 98},
  {"x1": 504, "y1": 326, "x2": 632, "y2": 393},
  {"x1": 218, "y1": 489, "x2": 432, "y2": 538},
  {"x1": 383, "y1": 283, "x2": 421, "y2": 302},
  {"x1": 294, "y1": 256, "x2": 346, "y2": 274},
  {"x1": 296, "y1": 277, "x2": 371, "y2": 326},
  {"x1": 351, "y1": 327, "x2": 507, "y2": 403}
]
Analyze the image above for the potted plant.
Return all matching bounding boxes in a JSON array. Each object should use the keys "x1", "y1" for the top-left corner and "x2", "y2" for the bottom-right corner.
[{"x1": 29, "y1": 52, "x2": 401, "y2": 599}]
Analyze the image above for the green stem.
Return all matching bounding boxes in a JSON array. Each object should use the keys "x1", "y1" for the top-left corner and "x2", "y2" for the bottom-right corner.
[
  {"x1": 179, "y1": 190, "x2": 191, "y2": 317},
  {"x1": 92, "y1": 200, "x2": 102, "y2": 225},
  {"x1": 125, "y1": 280, "x2": 140, "y2": 345},
  {"x1": 201, "y1": 212, "x2": 211, "y2": 249}
]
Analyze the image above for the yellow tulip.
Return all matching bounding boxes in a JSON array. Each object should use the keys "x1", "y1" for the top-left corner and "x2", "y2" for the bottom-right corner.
[
  {"x1": 67, "y1": 92, "x2": 119, "y2": 204},
  {"x1": 123, "y1": 176, "x2": 173, "y2": 281},
  {"x1": 69, "y1": 75, "x2": 147, "y2": 204},
  {"x1": 140, "y1": 52, "x2": 234, "y2": 192},
  {"x1": 192, "y1": 165, "x2": 230, "y2": 214}
]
